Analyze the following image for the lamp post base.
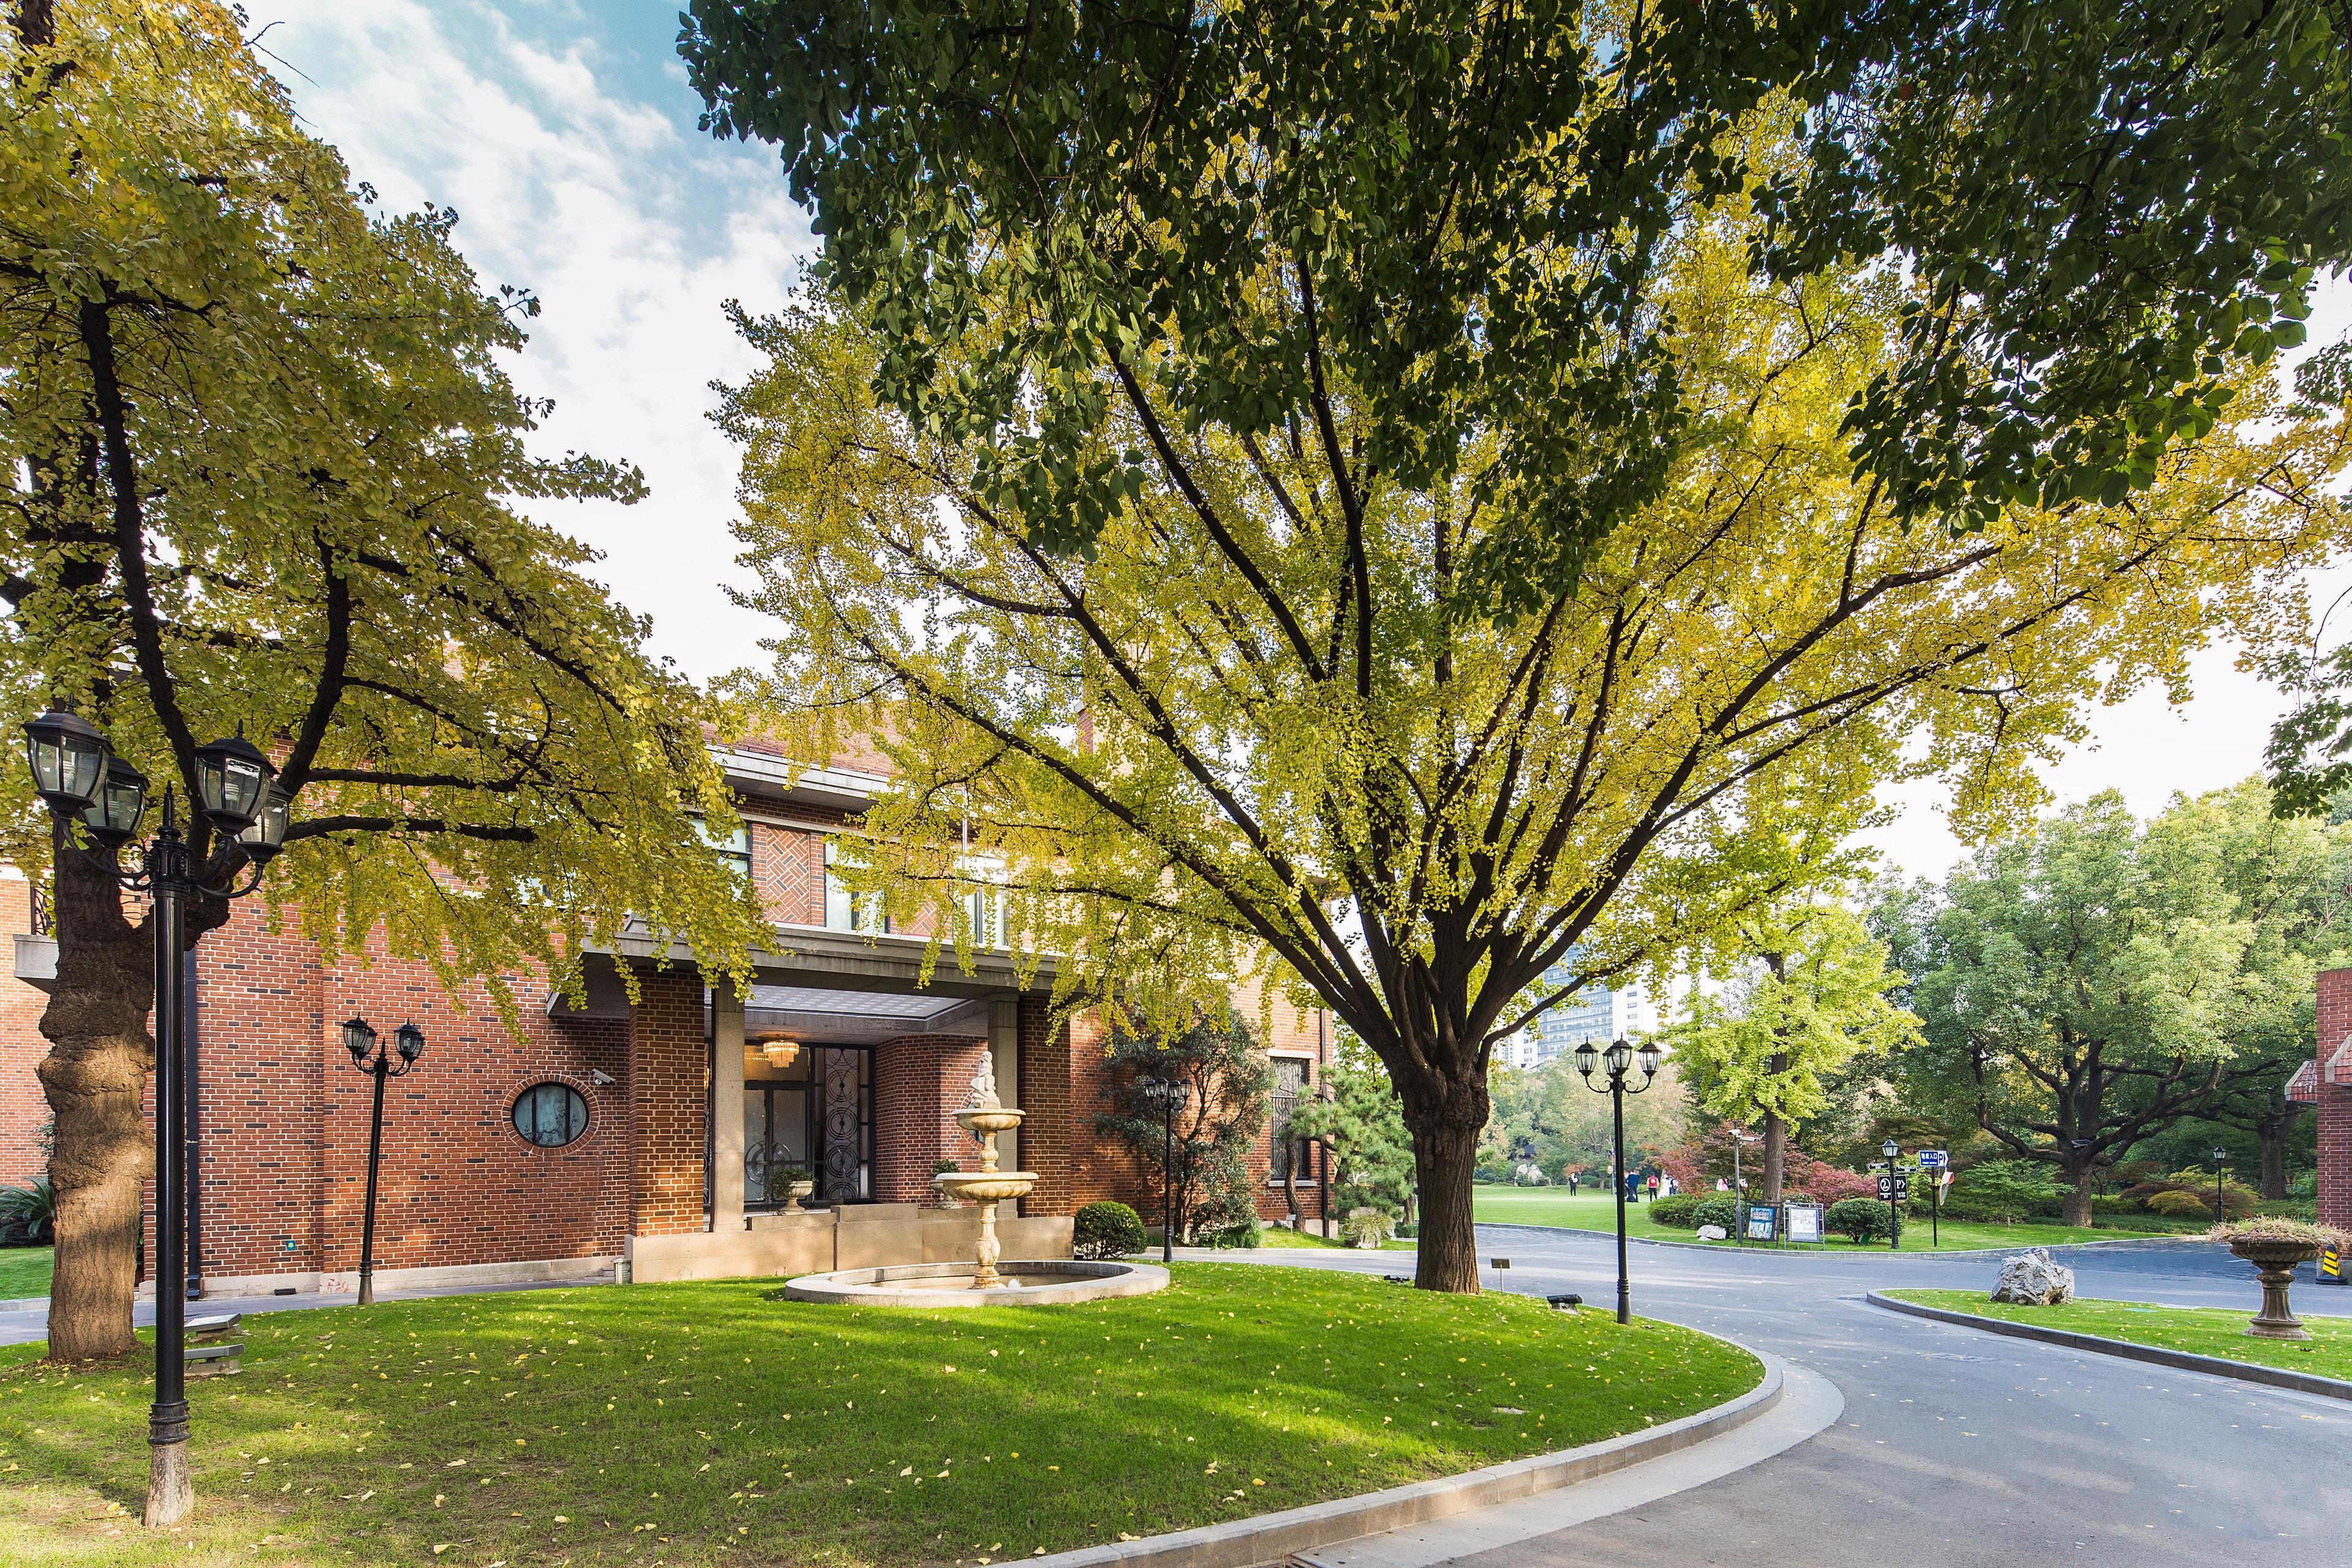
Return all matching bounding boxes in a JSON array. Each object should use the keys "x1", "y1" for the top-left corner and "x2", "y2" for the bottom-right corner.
[{"x1": 144, "y1": 1438, "x2": 193, "y2": 1526}]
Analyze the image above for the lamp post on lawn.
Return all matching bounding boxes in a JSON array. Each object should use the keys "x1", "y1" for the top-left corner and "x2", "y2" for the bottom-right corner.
[
  {"x1": 2213, "y1": 1147, "x2": 2230, "y2": 1223},
  {"x1": 343, "y1": 1017, "x2": 427, "y2": 1305},
  {"x1": 1883, "y1": 1137, "x2": 1902, "y2": 1251},
  {"x1": 1728, "y1": 1127, "x2": 1759, "y2": 1245},
  {"x1": 1139, "y1": 1076, "x2": 1191, "y2": 1263},
  {"x1": 1575, "y1": 1036, "x2": 1663, "y2": 1324},
  {"x1": 22, "y1": 709, "x2": 290, "y2": 1528}
]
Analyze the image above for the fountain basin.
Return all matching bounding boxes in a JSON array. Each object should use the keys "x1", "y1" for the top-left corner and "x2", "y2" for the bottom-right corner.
[
  {"x1": 780, "y1": 1259, "x2": 1169, "y2": 1307},
  {"x1": 933, "y1": 1171, "x2": 1038, "y2": 1205}
]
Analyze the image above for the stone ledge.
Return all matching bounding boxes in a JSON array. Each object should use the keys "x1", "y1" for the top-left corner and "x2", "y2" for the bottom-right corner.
[
  {"x1": 1027, "y1": 1337, "x2": 1785, "y2": 1568},
  {"x1": 1865, "y1": 1290, "x2": 2352, "y2": 1402}
]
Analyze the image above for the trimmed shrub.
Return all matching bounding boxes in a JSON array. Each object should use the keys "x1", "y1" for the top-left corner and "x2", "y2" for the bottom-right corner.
[
  {"x1": 1648, "y1": 1193, "x2": 1702, "y2": 1228},
  {"x1": 2146, "y1": 1187, "x2": 2260, "y2": 1219},
  {"x1": 1826, "y1": 1196, "x2": 1901, "y2": 1243},
  {"x1": 1689, "y1": 1196, "x2": 1741, "y2": 1234},
  {"x1": 1072, "y1": 1200, "x2": 1148, "y2": 1259},
  {"x1": 1340, "y1": 1208, "x2": 1395, "y2": 1248},
  {"x1": 1202, "y1": 1219, "x2": 1263, "y2": 1248}
]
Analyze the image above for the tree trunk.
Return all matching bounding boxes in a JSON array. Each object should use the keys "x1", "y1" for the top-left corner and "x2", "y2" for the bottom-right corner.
[
  {"x1": 2060, "y1": 1162, "x2": 2094, "y2": 1227},
  {"x1": 1411, "y1": 1112, "x2": 1481, "y2": 1291},
  {"x1": 2260, "y1": 1104, "x2": 2303, "y2": 1200},
  {"x1": 36, "y1": 836, "x2": 155, "y2": 1362},
  {"x1": 1761, "y1": 1108, "x2": 1786, "y2": 1206}
]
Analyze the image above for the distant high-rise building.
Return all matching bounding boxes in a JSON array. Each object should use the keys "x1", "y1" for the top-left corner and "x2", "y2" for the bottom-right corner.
[{"x1": 1529, "y1": 949, "x2": 1655, "y2": 1064}]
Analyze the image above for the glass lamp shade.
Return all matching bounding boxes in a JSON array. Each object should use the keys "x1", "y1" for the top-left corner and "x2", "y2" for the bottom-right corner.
[
  {"x1": 1883, "y1": 1138, "x2": 1901, "y2": 1160},
  {"x1": 80, "y1": 756, "x2": 148, "y2": 850},
  {"x1": 192, "y1": 728, "x2": 274, "y2": 834},
  {"x1": 394, "y1": 1022, "x2": 426, "y2": 1065},
  {"x1": 238, "y1": 785, "x2": 292, "y2": 865},
  {"x1": 1636, "y1": 1040, "x2": 1664, "y2": 1078},
  {"x1": 23, "y1": 709, "x2": 107, "y2": 813},
  {"x1": 1571, "y1": 1040, "x2": 1600, "y2": 1077},
  {"x1": 2212, "y1": 1148, "x2": 2228, "y2": 1164},
  {"x1": 341, "y1": 1016, "x2": 378, "y2": 1065},
  {"x1": 1604, "y1": 1038, "x2": 1634, "y2": 1076}
]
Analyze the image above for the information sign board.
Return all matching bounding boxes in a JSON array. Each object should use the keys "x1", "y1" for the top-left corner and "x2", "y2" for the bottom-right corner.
[
  {"x1": 1785, "y1": 1204, "x2": 1823, "y2": 1245},
  {"x1": 1917, "y1": 1149, "x2": 1949, "y2": 1170},
  {"x1": 1876, "y1": 1174, "x2": 1911, "y2": 1200},
  {"x1": 1745, "y1": 1204, "x2": 1777, "y2": 1242}
]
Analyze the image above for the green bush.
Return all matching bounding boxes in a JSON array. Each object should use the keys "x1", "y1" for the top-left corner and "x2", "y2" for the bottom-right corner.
[
  {"x1": 2090, "y1": 1193, "x2": 2144, "y2": 1215},
  {"x1": 1648, "y1": 1193, "x2": 1702, "y2": 1227},
  {"x1": 1688, "y1": 1196, "x2": 1741, "y2": 1234},
  {"x1": 0, "y1": 1175, "x2": 53, "y2": 1246},
  {"x1": 1945, "y1": 1159, "x2": 2061, "y2": 1221},
  {"x1": 1072, "y1": 1200, "x2": 1148, "y2": 1259},
  {"x1": 1826, "y1": 1197, "x2": 1901, "y2": 1243},
  {"x1": 1200, "y1": 1219, "x2": 1263, "y2": 1248},
  {"x1": 2255, "y1": 1199, "x2": 2318, "y2": 1221}
]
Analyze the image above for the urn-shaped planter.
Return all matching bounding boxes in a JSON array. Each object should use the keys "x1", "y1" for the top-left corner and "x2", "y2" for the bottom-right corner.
[{"x1": 2225, "y1": 1235, "x2": 2324, "y2": 1341}]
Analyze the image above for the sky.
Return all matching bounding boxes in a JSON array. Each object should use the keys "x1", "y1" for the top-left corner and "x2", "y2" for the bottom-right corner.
[{"x1": 251, "y1": 2, "x2": 2352, "y2": 888}]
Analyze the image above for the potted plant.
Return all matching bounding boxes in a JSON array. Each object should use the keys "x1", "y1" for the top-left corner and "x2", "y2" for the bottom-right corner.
[
  {"x1": 764, "y1": 1164, "x2": 815, "y2": 1213},
  {"x1": 2209, "y1": 1217, "x2": 2351, "y2": 1340}
]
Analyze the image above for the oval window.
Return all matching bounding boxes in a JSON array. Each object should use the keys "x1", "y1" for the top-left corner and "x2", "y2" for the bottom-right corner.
[{"x1": 512, "y1": 1082, "x2": 589, "y2": 1148}]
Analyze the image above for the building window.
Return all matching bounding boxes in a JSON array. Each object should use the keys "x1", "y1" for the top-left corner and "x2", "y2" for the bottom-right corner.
[
  {"x1": 824, "y1": 839, "x2": 889, "y2": 932},
  {"x1": 1269, "y1": 1057, "x2": 1314, "y2": 1185},
  {"x1": 699, "y1": 818, "x2": 753, "y2": 883},
  {"x1": 512, "y1": 1082, "x2": 590, "y2": 1148}
]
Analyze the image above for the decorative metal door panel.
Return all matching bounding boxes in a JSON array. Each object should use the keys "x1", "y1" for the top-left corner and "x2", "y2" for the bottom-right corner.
[{"x1": 820, "y1": 1048, "x2": 867, "y2": 1200}]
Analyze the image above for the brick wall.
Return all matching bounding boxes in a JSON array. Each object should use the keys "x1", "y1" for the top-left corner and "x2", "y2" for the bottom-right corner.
[
  {"x1": 0, "y1": 873, "x2": 50, "y2": 1188},
  {"x1": 871, "y1": 1033, "x2": 988, "y2": 1202},
  {"x1": 629, "y1": 970, "x2": 708, "y2": 1238},
  {"x1": 750, "y1": 820, "x2": 826, "y2": 928},
  {"x1": 2318, "y1": 968, "x2": 2351, "y2": 1235},
  {"x1": 1017, "y1": 994, "x2": 1075, "y2": 1213}
]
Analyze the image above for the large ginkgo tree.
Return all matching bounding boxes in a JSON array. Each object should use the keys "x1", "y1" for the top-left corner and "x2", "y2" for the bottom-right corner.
[
  {"x1": 1, "y1": 2, "x2": 766, "y2": 1359},
  {"x1": 685, "y1": 0, "x2": 2352, "y2": 1289}
]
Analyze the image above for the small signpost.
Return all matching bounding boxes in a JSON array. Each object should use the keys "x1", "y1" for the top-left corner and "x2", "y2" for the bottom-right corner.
[
  {"x1": 1918, "y1": 1149, "x2": 1948, "y2": 1170},
  {"x1": 1875, "y1": 1173, "x2": 1911, "y2": 1201}
]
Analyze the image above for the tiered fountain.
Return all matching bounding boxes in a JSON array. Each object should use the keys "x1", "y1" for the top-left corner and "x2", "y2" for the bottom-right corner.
[{"x1": 782, "y1": 1057, "x2": 1167, "y2": 1307}]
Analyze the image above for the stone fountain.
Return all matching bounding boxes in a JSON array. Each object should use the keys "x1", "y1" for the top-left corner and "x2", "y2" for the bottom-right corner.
[
  {"x1": 780, "y1": 1054, "x2": 1168, "y2": 1307},
  {"x1": 930, "y1": 1056, "x2": 1035, "y2": 1289}
]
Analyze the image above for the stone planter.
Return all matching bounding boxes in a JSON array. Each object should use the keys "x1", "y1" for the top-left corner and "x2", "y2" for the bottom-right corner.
[
  {"x1": 774, "y1": 1180, "x2": 816, "y2": 1214},
  {"x1": 2225, "y1": 1236, "x2": 2323, "y2": 1341}
]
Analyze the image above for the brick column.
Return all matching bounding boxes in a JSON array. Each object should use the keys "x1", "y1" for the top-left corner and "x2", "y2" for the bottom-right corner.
[
  {"x1": 2318, "y1": 969, "x2": 2352, "y2": 1235},
  {"x1": 1016, "y1": 996, "x2": 1075, "y2": 1213},
  {"x1": 630, "y1": 971, "x2": 708, "y2": 1238},
  {"x1": 711, "y1": 982, "x2": 745, "y2": 1231}
]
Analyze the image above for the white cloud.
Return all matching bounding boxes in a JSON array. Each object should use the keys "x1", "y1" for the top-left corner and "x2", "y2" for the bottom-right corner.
[{"x1": 252, "y1": 0, "x2": 815, "y2": 684}]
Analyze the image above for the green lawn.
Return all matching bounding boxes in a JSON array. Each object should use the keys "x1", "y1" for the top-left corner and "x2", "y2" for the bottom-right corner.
[
  {"x1": 0, "y1": 1244, "x2": 53, "y2": 1299},
  {"x1": 0, "y1": 1262, "x2": 1759, "y2": 1568},
  {"x1": 1472, "y1": 1185, "x2": 2192, "y2": 1253},
  {"x1": 1884, "y1": 1288, "x2": 2352, "y2": 1381},
  {"x1": 1257, "y1": 1227, "x2": 1416, "y2": 1252}
]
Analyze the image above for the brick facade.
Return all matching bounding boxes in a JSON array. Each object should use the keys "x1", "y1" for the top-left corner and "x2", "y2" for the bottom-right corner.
[
  {"x1": 6, "y1": 804, "x2": 1336, "y2": 1289},
  {"x1": 2316, "y1": 968, "x2": 2352, "y2": 1235}
]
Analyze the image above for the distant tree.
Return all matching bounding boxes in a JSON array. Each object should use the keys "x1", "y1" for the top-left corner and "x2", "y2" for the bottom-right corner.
[
  {"x1": 1289, "y1": 1032, "x2": 1415, "y2": 1224},
  {"x1": 1483, "y1": 1058, "x2": 1687, "y2": 1187},
  {"x1": 1879, "y1": 785, "x2": 2348, "y2": 1223},
  {"x1": 1096, "y1": 1007, "x2": 1273, "y2": 1243},
  {"x1": 1665, "y1": 903, "x2": 1921, "y2": 1204}
]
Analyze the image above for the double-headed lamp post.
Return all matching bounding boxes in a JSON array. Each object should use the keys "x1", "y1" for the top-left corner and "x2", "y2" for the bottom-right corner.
[
  {"x1": 1574, "y1": 1036, "x2": 1664, "y2": 1324},
  {"x1": 342, "y1": 1017, "x2": 426, "y2": 1306},
  {"x1": 1139, "y1": 1076, "x2": 1193, "y2": 1263},
  {"x1": 22, "y1": 707, "x2": 289, "y2": 1528}
]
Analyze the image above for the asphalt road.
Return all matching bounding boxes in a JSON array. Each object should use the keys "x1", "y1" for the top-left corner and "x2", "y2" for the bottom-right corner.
[{"x1": 1236, "y1": 1227, "x2": 2352, "y2": 1567}]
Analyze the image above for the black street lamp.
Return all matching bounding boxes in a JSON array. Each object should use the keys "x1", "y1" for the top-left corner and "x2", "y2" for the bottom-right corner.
[
  {"x1": 1139, "y1": 1076, "x2": 1192, "y2": 1263},
  {"x1": 2212, "y1": 1146, "x2": 2230, "y2": 1223},
  {"x1": 1574, "y1": 1036, "x2": 1662, "y2": 1324},
  {"x1": 21, "y1": 709, "x2": 288, "y2": 1528},
  {"x1": 343, "y1": 1017, "x2": 427, "y2": 1306}
]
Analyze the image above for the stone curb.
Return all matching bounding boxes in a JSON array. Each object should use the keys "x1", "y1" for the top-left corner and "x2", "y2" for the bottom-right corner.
[
  {"x1": 1864, "y1": 1291, "x2": 2352, "y2": 1402},
  {"x1": 1025, "y1": 1338, "x2": 1786, "y2": 1568},
  {"x1": 1475, "y1": 1221, "x2": 2207, "y2": 1257}
]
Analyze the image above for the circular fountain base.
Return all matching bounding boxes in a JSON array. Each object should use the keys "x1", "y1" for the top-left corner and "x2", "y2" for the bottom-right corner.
[{"x1": 780, "y1": 1259, "x2": 1169, "y2": 1307}]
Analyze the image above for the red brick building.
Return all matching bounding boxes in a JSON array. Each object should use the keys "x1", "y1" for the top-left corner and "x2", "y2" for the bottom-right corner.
[
  {"x1": 0, "y1": 743, "x2": 1332, "y2": 1296},
  {"x1": 2299, "y1": 967, "x2": 2352, "y2": 1243}
]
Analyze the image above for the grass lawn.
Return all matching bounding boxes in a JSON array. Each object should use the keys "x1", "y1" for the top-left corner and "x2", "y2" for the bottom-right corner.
[
  {"x1": 1, "y1": 1243, "x2": 53, "y2": 1298},
  {"x1": 1472, "y1": 1186, "x2": 2195, "y2": 1253},
  {"x1": 1257, "y1": 1227, "x2": 1415, "y2": 1252},
  {"x1": 0, "y1": 1262, "x2": 1758, "y2": 1568},
  {"x1": 1883, "y1": 1288, "x2": 2352, "y2": 1381}
]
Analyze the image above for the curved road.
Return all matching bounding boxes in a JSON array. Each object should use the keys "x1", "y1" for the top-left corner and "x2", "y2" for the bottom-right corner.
[{"x1": 1234, "y1": 1228, "x2": 2352, "y2": 1567}]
